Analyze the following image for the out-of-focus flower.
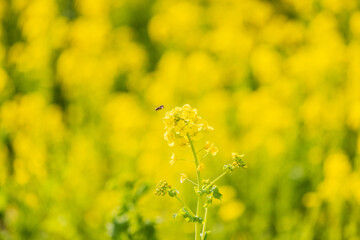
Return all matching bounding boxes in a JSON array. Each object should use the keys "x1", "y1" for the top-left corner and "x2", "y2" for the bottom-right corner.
[
  {"x1": 180, "y1": 173, "x2": 187, "y2": 183},
  {"x1": 163, "y1": 104, "x2": 213, "y2": 147},
  {"x1": 204, "y1": 141, "x2": 218, "y2": 156},
  {"x1": 197, "y1": 163, "x2": 205, "y2": 172},
  {"x1": 218, "y1": 201, "x2": 245, "y2": 222},
  {"x1": 318, "y1": 153, "x2": 352, "y2": 201}
]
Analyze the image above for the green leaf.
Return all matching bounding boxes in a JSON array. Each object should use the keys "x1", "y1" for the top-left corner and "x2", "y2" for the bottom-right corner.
[
  {"x1": 200, "y1": 231, "x2": 210, "y2": 240},
  {"x1": 173, "y1": 208, "x2": 203, "y2": 223},
  {"x1": 210, "y1": 186, "x2": 222, "y2": 200}
]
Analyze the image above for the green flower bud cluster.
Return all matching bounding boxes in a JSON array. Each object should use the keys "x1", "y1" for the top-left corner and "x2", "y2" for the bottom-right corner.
[
  {"x1": 155, "y1": 180, "x2": 178, "y2": 197},
  {"x1": 224, "y1": 152, "x2": 247, "y2": 171}
]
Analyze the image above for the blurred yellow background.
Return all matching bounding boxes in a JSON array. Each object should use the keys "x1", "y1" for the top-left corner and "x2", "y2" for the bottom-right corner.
[{"x1": 0, "y1": 0, "x2": 360, "y2": 239}]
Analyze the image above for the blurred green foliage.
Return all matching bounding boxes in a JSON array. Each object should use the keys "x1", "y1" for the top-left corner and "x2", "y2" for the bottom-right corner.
[{"x1": 107, "y1": 182, "x2": 156, "y2": 240}]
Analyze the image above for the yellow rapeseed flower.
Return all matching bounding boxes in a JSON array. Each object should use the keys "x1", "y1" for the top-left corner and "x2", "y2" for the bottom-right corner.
[
  {"x1": 180, "y1": 173, "x2": 187, "y2": 183},
  {"x1": 163, "y1": 104, "x2": 213, "y2": 147},
  {"x1": 204, "y1": 141, "x2": 219, "y2": 156}
]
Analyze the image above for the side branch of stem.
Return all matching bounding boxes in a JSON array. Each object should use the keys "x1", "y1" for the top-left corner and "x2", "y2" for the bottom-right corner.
[
  {"x1": 187, "y1": 133, "x2": 202, "y2": 240},
  {"x1": 201, "y1": 208, "x2": 208, "y2": 240},
  {"x1": 202, "y1": 169, "x2": 231, "y2": 192},
  {"x1": 186, "y1": 178, "x2": 198, "y2": 186}
]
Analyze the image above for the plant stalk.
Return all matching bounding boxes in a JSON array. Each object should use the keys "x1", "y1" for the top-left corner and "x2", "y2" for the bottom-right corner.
[
  {"x1": 187, "y1": 133, "x2": 202, "y2": 240},
  {"x1": 201, "y1": 208, "x2": 208, "y2": 240}
]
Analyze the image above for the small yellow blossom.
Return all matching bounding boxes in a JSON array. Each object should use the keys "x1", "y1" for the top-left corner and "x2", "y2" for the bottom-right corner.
[
  {"x1": 207, "y1": 125, "x2": 214, "y2": 131},
  {"x1": 204, "y1": 141, "x2": 211, "y2": 150},
  {"x1": 175, "y1": 137, "x2": 189, "y2": 147},
  {"x1": 180, "y1": 173, "x2": 187, "y2": 183},
  {"x1": 164, "y1": 131, "x2": 176, "y2": 146},
  {"x1": 210, "y1": 146, "x2": 218, "y2": 156},
  {"x1": 204, "y1": 141, "x2": 218, "y2": 156},
  {"x1": 197, "y1": 163, "x2": 205, "y2": 171},
  {"x1": 174, "y1": 119, "x2": 187, "y2": 134}
]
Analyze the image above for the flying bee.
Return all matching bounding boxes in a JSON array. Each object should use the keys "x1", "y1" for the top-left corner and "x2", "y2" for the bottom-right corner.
[{"x1": 155, "y1": 105, "x2": 164, "y2": 111}]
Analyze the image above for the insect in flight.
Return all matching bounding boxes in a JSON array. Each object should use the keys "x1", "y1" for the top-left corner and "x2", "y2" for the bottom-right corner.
[{"x1": 155, "y1": 105, "x2": 164, "y2": 111}]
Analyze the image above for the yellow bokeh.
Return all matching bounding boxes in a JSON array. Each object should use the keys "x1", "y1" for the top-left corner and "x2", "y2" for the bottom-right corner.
[{"x1": 219, "y1": 201, "x2": 245, "y2": 222}]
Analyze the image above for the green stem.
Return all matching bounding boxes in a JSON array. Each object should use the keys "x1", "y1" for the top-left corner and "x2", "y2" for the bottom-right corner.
[
  {"x1": 187, "y1": 133, "x2": 202, "y2": 240},
  {"x1": 175, "y1": 196, "x2": 196, "y2": 216},
  {"x1": 177, "y1": 159, "x2": 195, "y2": 162},
  {"x1": 201, "y1": 208, "x2": 208, "y2": 240},
  {"x1": 196, "y1": 148, "x2": 204, "y2": 154},
  {"x1": 186, "y1": 178, "x2": 198, "y2": 186},
  {"x1": 200, "y1": 152, "x2": 209, "y2": 162},
  {"x1": 203, "y1": 169, "x2": 230, "y2": 192}
]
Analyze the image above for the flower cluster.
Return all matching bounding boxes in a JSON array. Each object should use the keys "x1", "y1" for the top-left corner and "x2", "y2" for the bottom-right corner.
[
  {"x1": 163, "y1": 104, "x2": 213, "y2": 147},
  {"x1": 155, "y1": 180, "x2": 178, "y2": 197},
  {"x1": 155, "y1": 180, "x2": 170, "y2": 196}
]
